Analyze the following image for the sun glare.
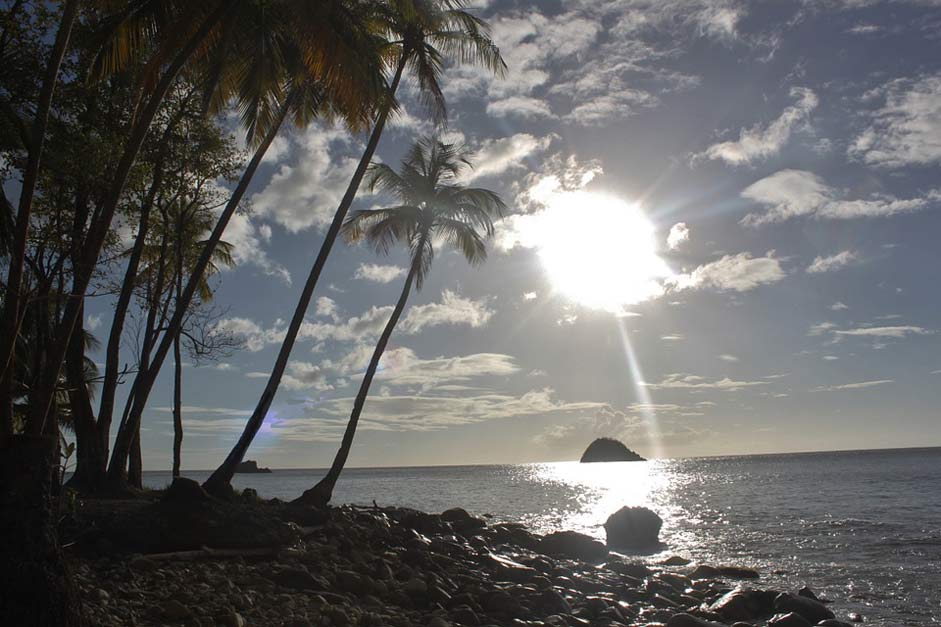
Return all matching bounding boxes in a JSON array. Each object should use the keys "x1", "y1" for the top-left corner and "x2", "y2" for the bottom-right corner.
[{"x1": 531, "y1": 191, "x2": 673, "y2": 312}]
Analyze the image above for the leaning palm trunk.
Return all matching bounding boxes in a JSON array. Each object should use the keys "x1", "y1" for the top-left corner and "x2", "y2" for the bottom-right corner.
[
  {"x1": 202, "y1": 57, "x2": 408, "y2": 496},
  {"x1": 27, "y1": 1, "x2": 231, "y2": 438},
  {"x1": 106, "y1": 89, "x2": 298, "y2": 482},
  {"x1": 295, "y1": 255, "x2": 419, "y2": 507},
  {"x1": 0, "y1": 0, "x2": 80, "y2": 431}
]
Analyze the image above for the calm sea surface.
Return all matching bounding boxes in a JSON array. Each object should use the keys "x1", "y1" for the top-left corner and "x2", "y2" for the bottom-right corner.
[{"x1": 146, "y1": 447, "x2": 941, "y2": 626}]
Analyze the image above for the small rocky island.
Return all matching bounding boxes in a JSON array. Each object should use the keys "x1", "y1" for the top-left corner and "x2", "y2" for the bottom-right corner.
[
  {"x1": 233, "y1": 460, "x2": 271, "y2": 473},
  {"x1": 580, "y1": 438, "x2": 646, "y2": 463}
]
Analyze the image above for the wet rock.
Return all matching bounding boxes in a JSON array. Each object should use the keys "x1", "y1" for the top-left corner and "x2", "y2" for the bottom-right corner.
[
  {"x1": 798, "y1": 586, "x2": 819, "y2": 601},
  {"x1": 161, "y1": 599, "x2": 192, "y2": 619},
  {"x1": 607, "y1": 560, "x2": 652, "y2": 579},
  {"x1": 689, "y1": 565, "x2": 720, "y2": 580},
  {"x1": 441, "y1": 508, "x2": 486, "y2": 533},
  {"x1": 272, "y1": 568, "x2": 320, "y2": 591},
  {"x1": 603, "y1": 506, "x2": 662, "y2": 548},
  {"x1": 818, "y1": 620, "x2": 855, "y2": 627},
  {"x1": 717, "y1": 565, "x2": 760, "y2": 579},
  {"x1": 773, "y1": 592, "x2": 835, "y2": 624},
  {"x1": 661, "y1": 555, "x2": 691, "y2": 566},
  {"x1": 536, "y1": 589, "x2": 572, "y2": 615},
  {"x1": 162, "y1": 477, "x2": 212, "y2": 505},
  {"x1": 710, "y1": 588, "x2": 777, "y2": 621},
  {"x1": 218, "y1": 611, "x2": 246, "y2": 627},
  {"x1": 449, "y1": 605, "x2": 480, "y2": 625},
  {"x1": 536, "y1": 531, "x2": 608, "y2": 562},
  {"x1": 768, "y1": 611, "x2": 814, "y2": 627},
  {"x1": 666, "y1": 613, "x2": 728, "y2": 627}
]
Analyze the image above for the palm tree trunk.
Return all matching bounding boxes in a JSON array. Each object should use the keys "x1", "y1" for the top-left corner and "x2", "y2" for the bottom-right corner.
[
  {"x1": 203, "y1": 55, "x2": 408, "y2": 496},
  {"x1": 295, "y1": 256, "x2": 418, "y2": 507},
  {"x1": 171, "y1": 267, "x2": 184, "y2": 477},
  {"x1": 0, "y1": 0, "x2": 79, "y2": 392},
  {"x1": 26, "y1": 0, "x2": 231, "y2": 439},
  {"x1": 63, "y1": 303, "x2": 103, "y2": 492},
  {"x1": 0, "y1": 435, "x2": 85, "y2": 625},
  {"x1": 128, "y1": 427, "x2": 142, "y2": 489},
  {"x1": 106, "y1": 88, "x2": 297, "y2": 483}
]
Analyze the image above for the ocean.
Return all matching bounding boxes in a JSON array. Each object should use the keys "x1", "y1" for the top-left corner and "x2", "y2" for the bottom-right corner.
[{"x1": 146, "y1": 447, "x2": 941, "y2": 626}]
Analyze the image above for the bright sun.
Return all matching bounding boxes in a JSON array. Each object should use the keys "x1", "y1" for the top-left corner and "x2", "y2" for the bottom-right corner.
[{"x1": 531, "y1": 190, "x2": 673, "y2": 312}]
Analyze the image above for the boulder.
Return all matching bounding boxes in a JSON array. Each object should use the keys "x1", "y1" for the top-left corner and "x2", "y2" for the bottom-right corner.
[
  {"x1": 536, "y1": 530, "x2": 608, "y2": 562},
  {"x1": 768, "y1": 612, "x2": 813, "y2": 627},
  {"x1": 818, "y1": 621, "x2": 855, "y2": 627},
  {"x1": 773, "y1": 592, "x2": 835, "y2": 624},
  {"x1": 161, "y1": 477, "x2": 211, "y2": 505},
  {"x1": 580, "y1": 438, "x2": 645, "y2": 462},
  {"x1": 710, "y1": 588, "x2": 778, "y2": 621},
  {"x1": 604, "y1": 506, "x2": 662, "y2": 548},
  {"x1": 666, "y1": 613, "x2": 727, "y2": 627}
]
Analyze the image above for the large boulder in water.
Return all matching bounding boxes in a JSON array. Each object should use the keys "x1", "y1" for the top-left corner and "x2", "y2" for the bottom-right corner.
[
  {"x1": 580, "y1": 438, "x2": 645, "y2": 462},
  {"x1": 604, "y1": 506, "x2": 662, "y2": 548}
]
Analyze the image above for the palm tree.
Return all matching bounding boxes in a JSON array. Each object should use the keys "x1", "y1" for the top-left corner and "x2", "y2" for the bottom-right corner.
[
  {"x1": 105, "y1": 1, "x2": 387, "y2": 484},
  {"x1": 295, "y1": 136, "x2": 505, "y2": 507},
  {"x1": 204, "y1": 0, "x2": 506, "y2": 496}
]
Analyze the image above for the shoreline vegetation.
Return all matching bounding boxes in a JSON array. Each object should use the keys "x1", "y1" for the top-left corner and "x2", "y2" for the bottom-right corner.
[{"x1": 67, "y1": 479, "x2": 859, "y2": 627}]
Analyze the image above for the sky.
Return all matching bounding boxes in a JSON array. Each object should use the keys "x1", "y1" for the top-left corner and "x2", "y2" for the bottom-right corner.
[{"x1": 87, "y1": 0, "x2": 941, "y2": 470}]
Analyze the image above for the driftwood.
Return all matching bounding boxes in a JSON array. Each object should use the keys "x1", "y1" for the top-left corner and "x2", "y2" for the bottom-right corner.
[{"x1": 140, "y1": 527, "x2": 320, "y2": 561}]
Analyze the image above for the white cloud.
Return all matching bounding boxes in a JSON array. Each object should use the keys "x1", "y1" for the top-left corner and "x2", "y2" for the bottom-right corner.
[
  {"x1": 740, "y1": 170, "x2": 832, "y2": 225},
  {"x1": 667, "y1": 222, "x2": 690, "y2": 250},
  {"x1": 814, "y1": 379, "x2": 894, "y2": 392},
  {"x1": 835, "y1": 325, "x2": 932, "y2": 338},
  {"x1": 741, "y1": 169, "x2": 939, "y2": 226},
  {"x1": 849, "y1": 74, "x2": 941, "y2": 168},
  {"x1": 250, "y1": 123, "x2": 362, "y2": 233},
  {"x1": 718, "y1": 354, "x2": 739, "y2": 362},
  {"x1": 400, "y1": 290, "x2": 494, "y2": 334},
  {"x1": 523, "y1": 291, "x2": 538, "y2": 301},
  {"x1": 642, "y1": 373, "x2": 769, "y2": 391},
  {"x1": 486, "y1": 96, "x2": 555, "y2": 119},
  {"x1": 661, "y1": 334, "x2": 685, "y2": 341},
  {"x1": 830, "y1": 301, "x2": 849, "y2": 311},
  {"x1": 315, "y1": 296, "x2": 340, "y2": 320},
  {"x1": 85, "y1": 313, "x2": 102, "y2": 331},
  {"x1": 672, "y1": 251, "x2": 786, "y2": 292},
  {"x1": 354, "y1": 263, "x2": 406, "y2": 284},
  {"x1": 218, "y1": 291, "x2": 493, "y2": 352},
  {"x1": 699, "y1": 87, "x2": 818, "y2": 165},
  {"x1": 461, "y1": 133, "x2": 554, "y2": 183},
  {"x1": 806, "y1": 250, "x2": 858, "y2": 273},
  {"x1": 269, "y1": 387, "x2": 610, "y2": 442}
]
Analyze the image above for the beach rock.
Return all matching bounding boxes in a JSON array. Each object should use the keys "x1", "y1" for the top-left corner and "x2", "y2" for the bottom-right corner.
[
  {"x1": 273, "y1": 568, "x2": 320, "y2": 591},
  {"x1": 661, "y1": 555, "x2": 691, "y2": 566},
  {"x1": 162, "y1": 477, "x2": 212, "y2": 505},
  {"x1": 798, "y1": 586, "x2": 819, "y2": 600},
  {"x1": 774, "y1": 593, "x2": 835, "y2": 624},
  {"x1": 161, "y1": 599, "x2": 192, "y2": 619},
  {"x1": 768, "y1": 611, "x2": 814, "y2": 627},
  {"x1": 604, "y1": 506, "x2": 662, "y2": 548},
  {"x1": 710, "y1": 588, "x2": 777, "y2": 621},
  {"x1": 536, "y1": 531, "x2": 608, "y2": 562},
  {"x1": 666, "y1": 613, "x2": 727, "y2": 627},
  {"x1": 718, "y1": 565, "x2": 760, "y2": 579},
  {"x1": 218, "y1": 611, "x2": 246, "y2": 627},
  {"x1": 818, "y1": 621, "x2": 854, "y2": 627},
  {"x1": 580, "y1": 437, "x2": 646, "y2": 462},
  {"x1": 441, "y1": 508, "x2": 486, "y2": 533},
  {"x1": 689, "y1": 565, "x2": 720, "y2": 580}
]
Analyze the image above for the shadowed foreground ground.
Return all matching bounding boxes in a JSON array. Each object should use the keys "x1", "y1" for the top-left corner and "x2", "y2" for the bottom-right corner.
[{"x1": 63, "y1": 481, "x2": 859, "y2": 627}]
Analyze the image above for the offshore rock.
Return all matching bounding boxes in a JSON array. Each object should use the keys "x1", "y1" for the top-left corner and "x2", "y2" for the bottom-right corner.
[
  {"x1": 579, "y1": 437, "x2": 646, "y2": 462},
  {"x1": 234, "y1": 460, "x2": 271, "y2": 473}
]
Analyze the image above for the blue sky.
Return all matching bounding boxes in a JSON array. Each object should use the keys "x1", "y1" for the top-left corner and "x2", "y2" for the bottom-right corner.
[{"x1": 87, "y1": 0, "x2": 941, "y2": 470}]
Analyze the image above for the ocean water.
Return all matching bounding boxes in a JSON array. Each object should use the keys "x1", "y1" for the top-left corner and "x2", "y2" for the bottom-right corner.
[{"x1": 147, "y1": 447, "x2": 941, "y2": 626}]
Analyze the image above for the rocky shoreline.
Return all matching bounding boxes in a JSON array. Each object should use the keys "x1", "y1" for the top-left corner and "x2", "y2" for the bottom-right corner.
[{"x1": 65, "y1": 484, "x2": 867, "y2": 627}]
